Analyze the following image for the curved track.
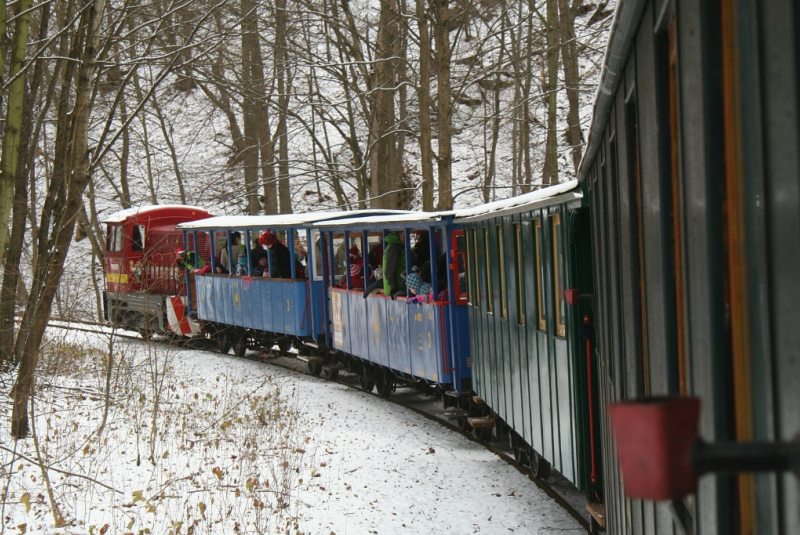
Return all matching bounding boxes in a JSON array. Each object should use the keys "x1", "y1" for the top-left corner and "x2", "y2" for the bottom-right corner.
[{"x1": 48, "y1": 317, "x2": 592, "y2": 531}]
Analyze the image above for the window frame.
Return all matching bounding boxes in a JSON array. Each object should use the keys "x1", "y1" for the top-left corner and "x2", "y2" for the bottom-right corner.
[
  {"x1": 498, "y1": 225, "x2": 508, "y2": 319},
  {"x1": 515, "y1": 222, "x2": 526, "y2": 326},
  {"x1": 552, "y1": 213, "x2": 566, "y2": 337},
  {"x1": 535, "y1": 218, "x2": 546, "y2": 331},
  {"x1": 484, "y1": 227, "x2": 493, "y2": 314}
]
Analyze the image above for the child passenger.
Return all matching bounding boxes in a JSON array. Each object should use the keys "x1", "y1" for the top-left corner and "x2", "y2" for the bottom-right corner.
[
  {"x1": 236, "y1": 252, "x2": 249, "y2": 276},
  {"x1": 253, "y1": 256, "x2": 269, "y2": 277}
]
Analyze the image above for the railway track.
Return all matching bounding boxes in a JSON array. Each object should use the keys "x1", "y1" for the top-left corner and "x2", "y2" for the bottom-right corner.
[{"x1": 47, "y1": 317, "x2": 592, "y2": 532}]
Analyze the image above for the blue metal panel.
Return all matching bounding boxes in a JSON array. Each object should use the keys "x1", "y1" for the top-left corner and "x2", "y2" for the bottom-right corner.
[
  {"x1": 262, "y1": 281, "x2": 275, "y2": 332},
  {"x1": 248, "y1": 280, "x2": 264, "y2": 328},
  {"x1": 310, "y1": 281, "x2": 326, "y2": 341},
  {"x1": 293, "y1": 282, "x2": 311, "y2": 336},
  {"x1": 197, "y1": 277, "x2": 213, "y2": 321},
  {"x1": 232, "y1": 278, "x2": 245, "y2": 326},
  {"x1": 366, "y1": 297, "x2": 389, "y2": 367},
  {"x1": 221, "y1": 277, "x2": 234, "y2": 325},
  {"x1": 408, "y1": 303, "x2": 438, "y2": 381},
  {"x1": 386, "y1": 299, "x2": 409, "y2": 375},
  {"x1": 271, "y1": 282, "x2": 284, "y2": 332},
  {"x1": 280, "y1": 282, "x2": 296, "y2": 334},
  {"x1": 349, "y1": 292, "x2": 368, "y2": 358},
  {"x1": 448, "y1": 305, "x2": 472, "y2": 391},
  {"x1": 240, "y1": 279, "x2": 256, "y2": 329}
]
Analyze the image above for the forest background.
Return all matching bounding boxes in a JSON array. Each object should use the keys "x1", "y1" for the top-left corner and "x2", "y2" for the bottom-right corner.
[{"x1": 0, "y1": 0, "x2": 613, "y2": 438}]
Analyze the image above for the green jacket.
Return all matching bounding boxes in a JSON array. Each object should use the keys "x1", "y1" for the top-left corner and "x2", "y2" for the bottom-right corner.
[{"x1": 382, "y1": 234, "x2": 406, "y2": 295}]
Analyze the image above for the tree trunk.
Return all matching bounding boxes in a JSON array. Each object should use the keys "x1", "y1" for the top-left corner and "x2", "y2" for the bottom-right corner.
[
  {"x1": 559, "y1": 0, "x2": 583, "y2": 173},
  {"x1": 542, "y1": 0, "x2": 560, "y2": 186},
  {"x1": 415, "y1": 0, "x2": 434, "y2": 211},
  {"x1": 241, "y1": 0, "x2": 263, "y2": 215},
  {"x1": 275, "y1": 0, "x2": 293, "y2": 214},
  {"x1": 12, "y1": 0, "x2": 108, "y2": 439},
  {"x1": 0, "y1": 0, "x2": 33, "y2": 264},
  {"x1": 368, "y1": 0, "x2": 400, "y2": 209},
  {"x1": 0, "y1": 2, "x2": 52, "y2": 363},
  {"x1": 433, "y1": 0, "x2": 453, "y2": 210}
]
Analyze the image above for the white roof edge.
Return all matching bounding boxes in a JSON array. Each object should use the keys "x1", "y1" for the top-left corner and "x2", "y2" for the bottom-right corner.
[
  {"x1": 177, "y1": 209, "x2": 411, "y2": 230},
  {"x1": 312, "y1": 211, "x2": 455, "y2": 228},
  {"x1": 454, "y1": 181, "x2": 582, "y2": 222},
  {"x1": 102, "y1": 204, "x2": 208, "y2": 224}
]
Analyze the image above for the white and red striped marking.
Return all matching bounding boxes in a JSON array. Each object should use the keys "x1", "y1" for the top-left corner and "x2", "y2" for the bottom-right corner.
[{"x1": 166, "y1": 296, "x2": 202, "y2": 336}]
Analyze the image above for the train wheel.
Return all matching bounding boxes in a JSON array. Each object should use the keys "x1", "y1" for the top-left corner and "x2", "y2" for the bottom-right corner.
[
  {"x1": 376, "y1": 371, "x2": 393, "y2": 398},
  {"x1": 321, "y1": 366, "x2": 339, "y2": 380},
  {"x1": 308, "y1": 359, "x2": 322, "y2": 376},
  {"x1": 217, "y1": 332, "x2": 232, "y2": 354},
  {"x1": 233, "y1": 332, "x2": 249, "y2": 357},
  {"x1": 359, "y1": 370, "x2": 375, "y2": 392},
  {"x1": 530, "y1": 450, "x2": 551, "y2": 480},
  {"x1": 276, "y1": 339, "x2": 291, "y2": 355}
]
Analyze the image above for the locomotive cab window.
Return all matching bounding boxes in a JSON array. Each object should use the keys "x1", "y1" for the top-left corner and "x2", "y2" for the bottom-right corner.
[
  {"x1": 552, "y1": 214, "x2": 566, "y2": 337},
  {"x1": 535, "y1": 218, "x2": 546, "y2": 331},
  {"x1": 108, "y1": 225, "x2": 125, "y2": 253},
  {"x1": 131, "y1": 224, "x2": 146, "y2": 252}
]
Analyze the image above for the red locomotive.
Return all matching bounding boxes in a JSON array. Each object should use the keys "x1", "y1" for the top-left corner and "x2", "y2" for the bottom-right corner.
[{"x1": 103, "y1": 205, "x2": 213, "y2": 337}]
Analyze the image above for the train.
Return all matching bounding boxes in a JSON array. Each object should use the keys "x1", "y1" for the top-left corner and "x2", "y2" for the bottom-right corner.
[{"x1": 101, "y1": 0, "x2": 800, "y2": 533}]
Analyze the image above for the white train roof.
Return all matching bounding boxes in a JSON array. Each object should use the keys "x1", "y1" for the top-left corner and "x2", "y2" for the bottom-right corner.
[
  {"x1": 102, "y1": 204, "x2": 209, "y2": 224},
  {"x1": 177, "y1": 209, "x2": 411, "y2": 231},
  {"x1": 453, "y1": 180, "x2": 582, "y2": 222}
]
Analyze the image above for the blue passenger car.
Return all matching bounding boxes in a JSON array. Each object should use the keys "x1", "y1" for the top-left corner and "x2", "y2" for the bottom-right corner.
[
  {"x1": 177, "y1": 211, "x2": 406, "y2": 356},
  {"x1": 312, "y1": 213, "x2": 471, "y2": 396}
]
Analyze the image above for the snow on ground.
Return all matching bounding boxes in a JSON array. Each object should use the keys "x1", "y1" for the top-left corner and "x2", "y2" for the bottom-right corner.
[{"x1": 0, "y1": 329, "x2": 583, "y2": 534}]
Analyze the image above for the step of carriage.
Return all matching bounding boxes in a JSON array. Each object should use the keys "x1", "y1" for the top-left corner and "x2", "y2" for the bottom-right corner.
[
  {"x1": 322, "y1": 363, "x2": 345, "y2": 372},
  {"x1": 472, "y1": 396, "x2": 485, "y2": 405},
  {"x1": 585, "y1": 503, "x2": 606, "y2": 530},
  {"x1": 466, "y1": 416, "x2": 495, "y2": 429},
  {"x1": 442, "y1": 408, "x2": 471, "y2": 421}
]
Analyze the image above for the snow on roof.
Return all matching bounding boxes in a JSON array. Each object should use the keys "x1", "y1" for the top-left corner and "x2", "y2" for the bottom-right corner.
[
  {"x1": 312, "y1": 211, "x2": 454, "y2": 229},
  {"x1": 102, "y1": 204, "x2": 209, "y2": 224},
  {"x1": 177, "y1": 209, "x2": 411, "y2": 230},
  {"x1": 454, "y1": 180, "x2": 581, "y2": 222}
]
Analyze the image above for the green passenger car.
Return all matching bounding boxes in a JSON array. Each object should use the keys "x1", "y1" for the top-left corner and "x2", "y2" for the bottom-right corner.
[{"x1": 454, "y1": 180, "x2": 601, "y2": 495}]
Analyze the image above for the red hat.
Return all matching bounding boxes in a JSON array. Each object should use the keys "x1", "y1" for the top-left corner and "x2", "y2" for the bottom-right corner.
[
  {"x1": 349, "y1": 245, "x2": 360, "y2": 256},
  {"x1": 176, "y1": 248, "x2": 185, "y2": 255},
  {"x1": 259, "y1": 231, "x2": 278, "y2": 247}
]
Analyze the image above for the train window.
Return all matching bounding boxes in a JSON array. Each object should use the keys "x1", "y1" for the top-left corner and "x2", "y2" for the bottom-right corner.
[
  {"x1": 131, "y1": 225, "x2": 145, "y2": 252},
  {"x1": 108, "y1": 225, "x2": 125, "y2": 253},
  {"x1": 366, "y1": 233, "x2": 382, "y2": 274},
  {"x1": 535, "y1": 219, "x2": 546, "y2": 331},
  {"x1": 332, "y1": 234, "x2": 346, "y2": 282},
  {"x1": 484, "y1": 227, "x2": 493, "y2": 313},
  {"x1": 498, "y1": 226, "x2": 508, "y2": 318},
  {"x1": 311, "y1": 230, "x2": 324, "y2": 281},
  {"x1": 472, "y1": 228, "x2": 480, "y2": 309},
  {"x1": 466, "y1": 229, "x2": 474, "y2": 305},
  {"x1": 450, "y1": 230, "x2": 468, "y2": 305},
  {"x1": 515, "y1": 223, "x2": 525, "y2": 325},
  {"x1": 552, "y1": 214, "x2": 566, "y2": 337}
]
